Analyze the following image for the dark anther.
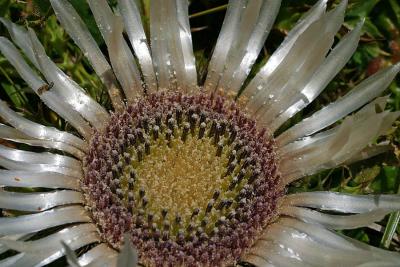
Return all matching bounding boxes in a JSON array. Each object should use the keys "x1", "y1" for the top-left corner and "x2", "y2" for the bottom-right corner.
[
  {"x1": 229, "y1": 177, "x2": 239, "y2": 190},
  {"x1": 248, "y1": 168, "x2": 261, "y2": 184},
  {"x1": 237, "y1": 169, "x2": 246, "y2": 182},
  {"x1": 161, "y1": 208, "x2": 168, "y2": 218},
  {"x1": 215, "y1": 217, "x2": 226, "y2": 227},
  {"x1": 145, "y1": 140, "x2": 151, "y2": 155},
  {"x1": 201, "y1": 217, "x2": 209, "y2": 227},
  {"x1": 242, "y1": 157, "x2": 253, "y2": 169},
  {"x1": 117, "y1": 161, "x2": 124, "y2": 173},
  {"x1": 234, "y1": 140, "x2": 244, "y2": 151},
  {"x1": 213, "y1": 123, "x2": 221, "y2": 145},
  {"x1": 175, "y1": 215, "x2": 182, "y2": 225},
  {"x1": 199, "y1": 112, "x2": 207, "y2": 124},
  {"x1": 181, "y1": 122, "x2": 190, "y2": 142},
  {"x1": 198, "y1": 122, "x2": 206, "y2": 139},
  {"x1": 155, "y1": 113, "x2": 162, "y2": 127},
  {"x1": 166, "y1": 129, "x2": 173, "y2": 147},
  {"x1": 152, "y1": 125, "x2": 159, "y2": 140},
  {"x1": 187, "y1": 222, "x2": 195, "y2": 233},
  {"x1": 123, "y1": 152, "x2": 131, "y2": 164},
  {"x1": 227, "y1": 210, "x2": 236, "y2": 220},
  {"x1": 142, "y1": 117, "x2": 149, "y2": 133},
  {"x1": 212, "y1": 190, "x2": 221, "y2": 200},
  {"x1": 136, "y1": 129, "x2": 145, "y2": 143},
  {"x1": 147, "y1": 213, "x2": 154, "y2": 223},
  {"x1": 225, "y1": 161, "x2": 237, "y2": 177},
  {"x1": 139, "y1": 187, "x2": 145, "y2": 198},
  {"x1": 142, "y1": 197, "x2": 148, "y2": 207},
  {"x1": 166, "y1": 111, "x2": 173, "y2": 125},
  {"x1": 228, "y1": 150, "x2": 237, "y2": 165},
  {"x1": 229, "y1": 127, "x2": 237, "y2": 144},
  {"x1": 176, "y1": 107, "x2": 182, "y2": 126},
  {"x1": 137, "y1": 146, "x2": 144, "y2": 162},
  {"x1": 190, "y1": 114, "x2": 198, "y2": 135},
  {"x1": 191, "y1": 208, "x2": 200, "y2": 219},
  {"x1": 116, "y1": 188, "x2": 124, "y2": 199},
  {"x1": 225, "y1": 199, "x2": 233, "y2": 209},
  {"x1": 206, "y1": 199, "x2": 214, "y2": 213},
  {"x1": 238, "y1": 145, "x2": 249, "y2": 160},
  {"x1": 163, "y1": 221, "x2": 170, "y2": 231},
  {"x1": 128, "y1": 192, "x2": 134, "y2": 202},
  {"x1": 112, "y1": 165, "x2": 119, "y2": 177},
  {"x1": 216, "y1": 141, "x2": 223, "y2": 157},
  {"x1": 208, "y1": 120, "x2": 217, "y2": 137},
  {"x1": 129, "y1": 168, "x2": 136, "y2": 180},
  {"x1": 167, "y1": 118, "x2": 175, "y2": 131},
  {"x1": 128, "y1": 178, "x2": 134, "y2": 191}
]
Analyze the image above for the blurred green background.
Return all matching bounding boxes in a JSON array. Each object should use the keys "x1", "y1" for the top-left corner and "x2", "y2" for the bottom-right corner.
[{"x1": 0, "y1": 0, "x2": 399, "y2": 261}]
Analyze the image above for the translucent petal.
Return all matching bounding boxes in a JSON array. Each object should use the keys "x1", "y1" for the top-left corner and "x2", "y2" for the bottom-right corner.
[
  {"x1": 0, "y1": 224, "x2": 96, "y2": 253},
  {"x1": 253, "y1": 223, "x2": 399, "y2": 266},
  {"x1": 150, "y1": 0, "x2": 197, "y2": 92},
  {"x1": 0, "y1": 156, "x2": 82, "y2": 178},
  {"x1": 87, "y1": 0, "x2": 143, "y2": 101},
  {"x1": 118, "y1": 0, "x2": 157, "y2": 93},
  {"x1": 175, "y1": 0, "x2": 198, "y2": 91},
  {"x1": 248, "y1": 239, "x2": 308, "y2": 267},
  {"x1": 116, "y1": 234, "x2": 138, "y2": 267},
  {"x1": 277, "y1": 63, "x2": 400, "y2": 146},
  {"x1": 204, "y1": 0, "x2": 244, "y2": 93},
  {"x1": 0, "y1": 145, "x2": 81, "y2": 170},
  {"x1": 218, "y1": 0, "x2": 282, "y2": 94},
  {"x1": 0, "y1": 253, "x2": 25, "y2": 267},
  {"x1": 0, "y1": 38, "x2": 92, "y2": 139},
  {"x1": 0, "y1": 190, "x2": 83, "y2": 212},
  {"x1": 279, "y1": 218, "x2": 400, "y2": 261},
  {"x1": 246, "y1": 1, "x2": 346, "y2": 116},
  {"x1": 28, "y1": 28, "x2": 110, "y2": 130},
  {"x1": 0, "y1": 124, "x2": 84, "y2": 159},
  {"x1": 61, "y1": 241, "x2": 80, "y2": 267},
  {"x1": 241, "y1": 0, "x2": 328, "y2": 100},
  {"x1": 279, "y1": 96, "x2": 389, "y2": 159},
  {"x1": 269, "y1": 20, "x2": 364, "y2": 132},
  {"x1": 78, "y1": 244, "x2": 117, "y2": 267},
  {"x1": 10, "y1": 231, "x2": 99, "y2": 267},
  {"x1": 0, "y1": 234, "x2": 33, "y2": 254},
  {"x1": 0, "y1": 206, "x2": 91, "y2": 235},
  {"x1": 108, "y1": 16, "x2": 143, "y2": 102},
  {"x1": 0, "y1": 18, "x2": 39, "y2": 68},
  {"x1": 345, "y1": 142, "x2": 392, "y2": 165},
  {"x1": 280, "y1": 105, "x2": 400, "y2": 182},
  {"x1": 280, "y1": 206, "x2": 391, "y2": 229},
  {"x1": 282, "y1": 191, "x2": 400, "y2": 213},
  {"x1": 0, "y1": 170, "x2": 79, "y2": 190},
  {"x1": 49, "y1": 0, "x2": 124, "y2": 111}
]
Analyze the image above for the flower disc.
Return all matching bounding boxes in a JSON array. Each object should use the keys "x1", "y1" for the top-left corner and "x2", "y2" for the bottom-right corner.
[{"x1": 83, "y1": 91, "x2": 282, "y2": 266}]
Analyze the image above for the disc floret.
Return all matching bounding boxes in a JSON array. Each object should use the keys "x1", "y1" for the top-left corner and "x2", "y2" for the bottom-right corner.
[{"x1": 83, "y1": 91, "x2": 282, "y2": 266}]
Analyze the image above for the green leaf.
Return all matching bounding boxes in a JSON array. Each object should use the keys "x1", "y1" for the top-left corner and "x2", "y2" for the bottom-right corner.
[
  {"x1": 69, "y1": 0, "x2": 103, "y2": 45},
  {"x1": 346, "y1": 0, "x2": 381, "y2": 19},
  {"x1": 1, "y1": 82, "x2": 28, "y2": 108},
  {"x1": 380, "y1": 179, "x2": 400, "y2": 249},
  {"x1": 353, "y1": 165, "x2": 381, "y2": 185},
  {"x1": 32, "y1": 0, "x2": 51, "y2": 16},
  {"x1": 389, "y1": 0, "x2": 400, "y2": 25},
  {"x1": 383, "y1": 166, "x2": 398, "y2": 191},
  {"x1": 0, "y1": 0, "x2": 10, "y2": 17}
]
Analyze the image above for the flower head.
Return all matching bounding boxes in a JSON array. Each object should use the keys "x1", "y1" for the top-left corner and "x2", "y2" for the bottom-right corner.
[{"x1": 0, "y1": 0, "x2": 399, "y2": 266}]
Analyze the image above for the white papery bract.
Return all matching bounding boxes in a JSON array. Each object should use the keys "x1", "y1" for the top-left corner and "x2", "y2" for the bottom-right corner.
[{"x1": 0, "y1": 0, "x2": 399, "y2": 266}]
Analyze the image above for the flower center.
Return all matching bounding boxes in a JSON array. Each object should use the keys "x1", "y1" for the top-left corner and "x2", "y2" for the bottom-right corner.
[{"x1": 83, "y1": 91, "x2": 282, "y2": 266}]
